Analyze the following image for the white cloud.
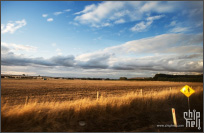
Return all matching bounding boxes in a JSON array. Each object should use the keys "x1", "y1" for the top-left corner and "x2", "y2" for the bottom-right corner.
[
  {"x1": 1, "y1": 42, "x2": 37, "y2": 52},
  {"x1": 54, "y1": 12, "x2": 63, "y2": 16},
  {"x1": 130, "y1": 21, "x2": 152, "y2": 32},
  {"x1": 131, "y1": 15, "x2": 164, "y2": 32},
  {"x1": 74, "y1": 4, "x2": 97, "y2": 15},
  {"x1": 140, "y1": 1, "x2": 176, "y2": 13},
  {"x1": 169, "y1": 21, "x2": 176, "y2": 27},
  {"x1": 91, "y1": 22, "x2": 112, "y2": 28},
  {"x1": 110, "y1": 10, "x2": 130, "y2": 20},
  {"x1": 75, "y1": 1, "x2": 125, "y2": 27},
  {"x1": 170, "y1": 27, "x2": 189, "y2": 33},
  {"x1": 47, "y1": 18, "x2": 54, "y2": 22},
  {"x1": 114, "y1": 19, "x2": 125, "y2": 24},
  {"x1": 140, "y1": 1, "x2": 159, "y2": 12},
  {"x1": 42, "y1": 14, "x2": 48, "y2": 17},
  {"x1": 102, "y1": 22, "x2": 111, "y2": 27},
  {"x1": 146, "y1": 15, "x2": 165, "y2": 21},
  {"x1": 1, "y1": 19, "x2": 27, "y2": 34}
]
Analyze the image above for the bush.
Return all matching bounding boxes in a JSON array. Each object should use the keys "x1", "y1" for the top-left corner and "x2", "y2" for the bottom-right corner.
[{"x1": 119, "y1": 77, "x2": 127, "y2": 80}]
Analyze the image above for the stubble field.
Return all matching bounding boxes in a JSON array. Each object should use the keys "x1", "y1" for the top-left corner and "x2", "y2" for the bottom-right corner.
[{"x1": 1, "y1": 78, "x2": 203, "y2": 132}]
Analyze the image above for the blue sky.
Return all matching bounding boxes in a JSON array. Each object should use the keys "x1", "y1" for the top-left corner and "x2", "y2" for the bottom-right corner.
[{"x1": 1, "y1": 1, "x2": 203, "y2": 78}]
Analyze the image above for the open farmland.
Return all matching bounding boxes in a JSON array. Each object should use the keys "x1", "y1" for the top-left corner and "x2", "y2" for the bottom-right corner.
[{"x1": 1, "y1": 79, "x2": 203, "y2": 132}]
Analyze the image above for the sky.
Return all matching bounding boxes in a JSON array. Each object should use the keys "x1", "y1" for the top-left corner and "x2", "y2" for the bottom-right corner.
[{"x1": 1, "y1": 1, "x2": 203, "y2": 79}]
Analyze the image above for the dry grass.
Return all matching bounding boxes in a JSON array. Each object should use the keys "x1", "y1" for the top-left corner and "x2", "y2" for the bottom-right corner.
[
  {"x1": 1, "y1": 79, "x2": 203, "y2": 132},
  {"x1": 1, "y1": 79, "x2": 202, "y2": 105}
]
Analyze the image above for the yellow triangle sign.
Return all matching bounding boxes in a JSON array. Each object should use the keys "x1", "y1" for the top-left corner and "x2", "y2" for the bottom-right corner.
[{"x1": 180, "y1": 85, "x2": 195, "y2": 97}]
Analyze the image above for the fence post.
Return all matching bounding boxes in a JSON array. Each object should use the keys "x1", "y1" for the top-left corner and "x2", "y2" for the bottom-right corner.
[
  {"x1": 25, "y1": 96, "x2": 29, "y2": 105},
  {"x1": 170, "y1": 87, "x2": 172, "y2": 91},
  {"x1": 140, "y1": 89, "x2": 143, "y2": 95}
]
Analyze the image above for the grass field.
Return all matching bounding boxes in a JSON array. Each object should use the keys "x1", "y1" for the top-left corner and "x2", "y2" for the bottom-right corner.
[{"x1": 1, "y1": 79, "x2": 203, "y2": 132}]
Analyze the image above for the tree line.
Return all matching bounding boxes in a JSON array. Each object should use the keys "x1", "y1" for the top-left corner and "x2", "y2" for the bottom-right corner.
[{"x1": 120, "y1": 74, "x2": 203, "y2": 82}]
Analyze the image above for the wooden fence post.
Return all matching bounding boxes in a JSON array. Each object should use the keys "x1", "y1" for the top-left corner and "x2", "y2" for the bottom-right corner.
[{"x1": 25, "y1": 96, "x2": 29, "y2": 105}]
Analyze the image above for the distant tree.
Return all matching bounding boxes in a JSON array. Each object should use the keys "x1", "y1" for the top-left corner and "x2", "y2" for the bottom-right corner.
[
  {"x1": 22, "y1": 74, "x2": 25, "y2": 76},
  {"x1": 119, "y1": 77, "x2": 127, "y2": 80}
]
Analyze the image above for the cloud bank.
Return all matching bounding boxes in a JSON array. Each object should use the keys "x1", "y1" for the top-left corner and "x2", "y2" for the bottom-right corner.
[
  {"x1": 2, "y1": 33, "x2": 203, "y2": 76},
  {"x1": 74, "y1": 1, "x2": 183, "y2": 28}
]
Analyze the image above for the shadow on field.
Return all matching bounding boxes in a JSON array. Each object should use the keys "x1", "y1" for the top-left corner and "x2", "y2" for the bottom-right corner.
[{"x1": 1, "y1": 89, "x2": 203, "y2": 132}]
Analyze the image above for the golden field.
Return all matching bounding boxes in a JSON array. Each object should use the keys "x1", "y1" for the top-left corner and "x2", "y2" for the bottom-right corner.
[{"x1": 1, "y1": 79, "x2": 203, "y2": 132}]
